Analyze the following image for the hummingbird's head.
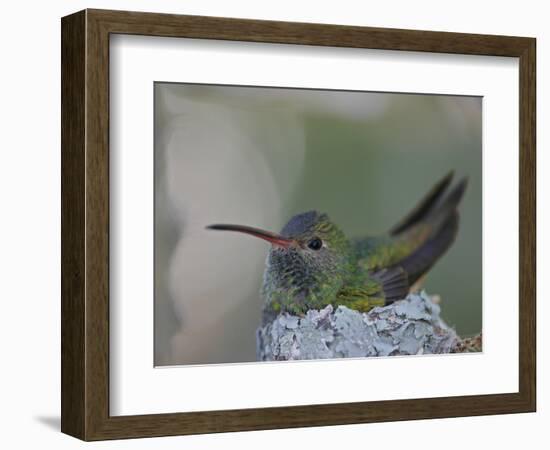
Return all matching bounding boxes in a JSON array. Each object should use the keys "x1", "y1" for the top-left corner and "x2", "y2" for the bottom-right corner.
[{"x1": 207, "y1": 211, "x2": 354, "y2": 310}]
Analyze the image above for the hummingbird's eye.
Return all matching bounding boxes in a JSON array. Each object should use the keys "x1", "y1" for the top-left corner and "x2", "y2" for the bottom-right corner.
[{"x1": 307, "y1": 237, "x2": 323, "y2": 251}]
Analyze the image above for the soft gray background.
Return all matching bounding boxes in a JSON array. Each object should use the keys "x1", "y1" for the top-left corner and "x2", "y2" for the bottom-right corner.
[{"x1": 154, "y1": 83, "x2": 482, "y2": 366}]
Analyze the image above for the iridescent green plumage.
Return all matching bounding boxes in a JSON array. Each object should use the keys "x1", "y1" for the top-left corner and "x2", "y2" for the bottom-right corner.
[{"x1": 208, "y1": 172, "x2": 467, "y2": 325}]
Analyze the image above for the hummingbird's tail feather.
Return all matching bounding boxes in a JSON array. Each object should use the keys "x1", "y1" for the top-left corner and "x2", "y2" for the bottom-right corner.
[
  {"x1": 395, "y1": 177, "x2": 468, "y2": 286},
  {"x1": 390, "y1": 171, "x2": 454, "y2": 236},
  {"x1": 398, "y1": 211, "x2": 459, "y2": 286}
]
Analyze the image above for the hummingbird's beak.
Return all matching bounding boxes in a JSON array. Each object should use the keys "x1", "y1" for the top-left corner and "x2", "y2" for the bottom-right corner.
[{"x1": 206, "y1": 224, "x2": 294, "y2": 249}]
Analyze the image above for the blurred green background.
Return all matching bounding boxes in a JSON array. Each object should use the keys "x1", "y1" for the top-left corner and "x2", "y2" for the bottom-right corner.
[{"x1": 154, "y1": 83, "x2": 482, "y2": 366}]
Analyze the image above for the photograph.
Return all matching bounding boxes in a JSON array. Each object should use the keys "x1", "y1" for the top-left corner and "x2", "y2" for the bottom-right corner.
[
  {"x1": 53, "y1": 5, "x2": 536, "y2": 443},
  {"x1": 154, "y1": 83, "x2": 482, "y2": 366}
]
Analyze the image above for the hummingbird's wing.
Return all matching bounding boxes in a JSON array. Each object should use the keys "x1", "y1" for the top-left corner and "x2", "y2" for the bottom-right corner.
[
  {"x1": 370, "y1": 266, "x2": 410, "y2": 303},
  {"x1": 336, "y1": 266, "x2": 409, "y2": 312}
]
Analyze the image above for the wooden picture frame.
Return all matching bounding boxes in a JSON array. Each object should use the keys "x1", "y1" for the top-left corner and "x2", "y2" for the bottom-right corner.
[{"x1": 61, "y1": 8, "x2": 536, "y2": 441}]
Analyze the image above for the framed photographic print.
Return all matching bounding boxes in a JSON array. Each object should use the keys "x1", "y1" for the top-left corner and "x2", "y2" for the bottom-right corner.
[{"x1": 61, "y1": 9, "x2": 536, "y2": 440}]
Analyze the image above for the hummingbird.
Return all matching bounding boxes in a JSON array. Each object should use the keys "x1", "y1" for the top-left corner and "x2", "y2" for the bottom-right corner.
[{"x1": 207, "y1": 172, "x2": 467, "y2": 325}]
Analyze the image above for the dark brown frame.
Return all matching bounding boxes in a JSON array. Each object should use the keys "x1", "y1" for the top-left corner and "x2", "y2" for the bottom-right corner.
[{"x1": 61, "y1": 9, "x2": 536, "y2": 441}]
